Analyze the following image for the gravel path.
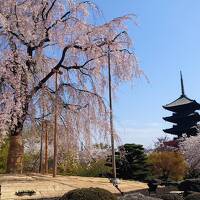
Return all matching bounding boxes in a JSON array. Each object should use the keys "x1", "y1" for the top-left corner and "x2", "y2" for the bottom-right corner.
[{"x1": 0, "y1": 173, "x2": 147, "y2": 200}]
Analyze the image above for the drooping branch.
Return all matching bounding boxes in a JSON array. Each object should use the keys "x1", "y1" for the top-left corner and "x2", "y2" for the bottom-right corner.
[
  {"x1": 60, "y1": 82, "x2": 102, "y2": 100},
  {"x1": 31, "y1": 44, "x2": 73, "y2": 96},
  {"x1": 31, "y1": 30, "x2": 132, "y2": 96},
  {"x1": 60, "y1": 54, "x2": 106, "y2": 71},
  {"x1": 59, "y1": 82, "x2": 107, "y2": 112},
  {"x1": 46, "y1": 1, "x2": 91, "y2": 31},
  {"x1": 63, "y1": 102, "x2": 89, "y2": 112}
]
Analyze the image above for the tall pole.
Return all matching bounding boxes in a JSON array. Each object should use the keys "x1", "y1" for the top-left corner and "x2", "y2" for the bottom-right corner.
[
  {"x1": 44, "y1": 120, "x2": 48, "y2": 174},
  {"x1": 39, "y1": 98, "x2": 45, "y2": 174},
  {"x1": 53, "y1": 70, "x2": 58, "y2": 177},
  {"x1": 108, "y1": 45, "x2": 117, "y2": 179},
  {"x1": 39, "y1": 121, "x2": 43, "y2": 173}
]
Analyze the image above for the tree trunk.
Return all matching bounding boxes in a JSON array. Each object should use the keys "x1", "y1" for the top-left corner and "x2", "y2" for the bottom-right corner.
[{"x1": 6, "y1": 134, "x2": 24, "y2": 174}]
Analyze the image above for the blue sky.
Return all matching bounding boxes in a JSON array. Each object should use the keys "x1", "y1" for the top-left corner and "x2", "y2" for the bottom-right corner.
[{"x1": 94, "y1": 0, "x2": 200, "y2": 148}]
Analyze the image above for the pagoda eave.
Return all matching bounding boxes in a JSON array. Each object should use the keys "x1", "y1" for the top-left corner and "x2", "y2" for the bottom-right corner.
[
  {"x1": 163, "y1": 112, "x2": 200, "y2": 123},
  {"x1": 163, "y1": 103, "x2": 200, "y2": 112},
  {"x1": 163, "y1": 129, "x2": 182, "y2": 136},
  {"x1": 163, "y1": 126, "x2": 198, "y2": 135},
  {"x1": 163, "y1": 94, "x2": 200, "y2": 112}
]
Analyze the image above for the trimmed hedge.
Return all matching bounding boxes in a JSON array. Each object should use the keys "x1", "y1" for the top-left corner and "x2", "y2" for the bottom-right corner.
[
  {"x1": 178, "y1": 179, "x2": 200, "y2": 193},
  {"x1": 60, "y1": 187, "x2": 117, "y2": 200},
  {"x1": 160, "y1": 194, "x2": 182, "y2": 200},
  {"x1": 185, "y1": 193, "x2": 200, "y2": 200}
]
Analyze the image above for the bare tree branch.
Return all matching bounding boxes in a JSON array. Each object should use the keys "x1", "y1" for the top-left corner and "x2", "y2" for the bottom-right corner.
[{"x1": 45, "y1": 0, "x2": 58, "y2": 19}]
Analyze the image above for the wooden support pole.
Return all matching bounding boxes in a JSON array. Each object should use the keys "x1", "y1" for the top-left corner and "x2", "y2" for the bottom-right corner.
[
  {"x1": 53, "y1": 70, "x2": 58, "y2": 177},
  {"x1": 53, "y1": 69, "x2": 63, "y2": 177},
  {"x1": 39, "y1": 121, "x2": 43, "y2": 174},
  {"x1": 44, "y1": 121, "x2": 48, "y2": 174},
  {"x1": 108, "y1": 45, "x2": 117, "y2": 179}
]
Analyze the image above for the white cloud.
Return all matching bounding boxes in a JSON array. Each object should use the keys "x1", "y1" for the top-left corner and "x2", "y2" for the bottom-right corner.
[{"x1": 115, "y1": 120, "x2": 168, "y2": 148}]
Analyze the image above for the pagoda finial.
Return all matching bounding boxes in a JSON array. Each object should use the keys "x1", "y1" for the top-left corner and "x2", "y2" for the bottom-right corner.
[{"x1": 180, "y1": 70, "x2": 185, "y2": 96}]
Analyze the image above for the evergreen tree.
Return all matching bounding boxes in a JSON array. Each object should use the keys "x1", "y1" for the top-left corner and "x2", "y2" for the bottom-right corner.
[{"x1": 115, "y1": 144, "x2": 149, "y2": 181}]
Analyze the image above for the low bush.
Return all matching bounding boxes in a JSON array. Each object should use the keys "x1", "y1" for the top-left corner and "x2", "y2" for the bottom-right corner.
[
  {"x1": 58, "y1": 155, "x2": 111, "y2": 177},
  {"x1": 178, "y1": 179, "x2": 200, "y2": 193},
  {"x1": 0, "y1": 138, "x2": 9, "y2": 173},
  {"x1": 118, "y1": 193, "x2": 162, "y2": 200},
  {"x1": 185, "y1": 193, "x2": 200, "y2": 200},
  {"x1": 160, "y1": 194, "x2": 182, "y2": 200},
  {"x1": 186, "y1": 169, "x2": 200, "y2": 179},
  {"x1": 60, "y1": 188, "x2": 117, "y2": 200},
  {"x1": 23, "y1": 153, "x2": 40, "y2": 172},
  {"x1": 57, "y1": 153, "x2": 81, "y2": 176},
  {"x1": 77, "y1": 159, "x2": 111, "y2": 177}
]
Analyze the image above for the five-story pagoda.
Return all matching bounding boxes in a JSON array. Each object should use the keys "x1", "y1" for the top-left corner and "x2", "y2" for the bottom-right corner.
[{"x1": 163, "y1": 71, "x2": 200, "y2": 138}]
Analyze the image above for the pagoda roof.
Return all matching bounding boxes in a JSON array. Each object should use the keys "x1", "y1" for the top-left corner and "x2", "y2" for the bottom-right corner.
[
  {"x1": 163, "y1": 95, "x2": 200, "y2": 111},
  {"x1": 163, "y1": 125, "x2": 198, "y2": 135},
  {"x1": 163, "y1": 112, "x2": 200, "y2": 123},
  {"x1": 163, "y1": 71, "x2": 200, "y2": 111}
]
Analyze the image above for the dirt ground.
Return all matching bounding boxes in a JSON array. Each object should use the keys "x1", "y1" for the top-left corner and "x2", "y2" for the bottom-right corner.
[{"x1": 0, "y1": 173, "x2": 147, "y2": 200}]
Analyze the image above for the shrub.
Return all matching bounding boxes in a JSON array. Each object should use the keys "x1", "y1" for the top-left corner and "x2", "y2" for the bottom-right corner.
[
  {"x1": 178, "y1": 179, "x2": 200, "y2": 193},
  {"x1": 57, "y1": 151, "x2": 111, "y2": 177},
  {"x1": 77, "y1": 159, "x2": 111, "y2": 177},
  {"x1": 0, "y1": 138, "x2": 9, "y2": 173},
  {"x1": 60, "y1": 188, "x2": 117, "y2": 200},
  {"x1": 160, "y1": 194, "x2": 182, "y2": 200},
  {"x1": 118, "y1": 193, "x2": 162, "y2": 200},
  {"x1": 23, "y1": 153, "x2": 40, "y2": 172},
  {"x1": 185, "y1": 193, "x2": 200, "y2": 200},
  {"x1": 185, "y1": 169, "x2": 200, "y2": 179},
  {"x1": 58, "y1": 152, "x2": 81, "y2": 175},
  {"x1": 148, "y1": 151, "x2": 188, "y2": 181}
]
